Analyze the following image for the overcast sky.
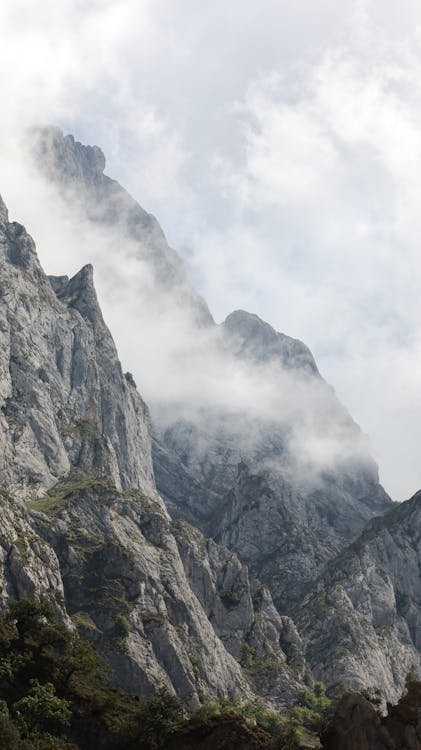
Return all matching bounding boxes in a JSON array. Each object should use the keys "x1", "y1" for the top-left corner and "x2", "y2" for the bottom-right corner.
[{"x1": 2, "y1": 0, "x2": 421, "y2": 499}]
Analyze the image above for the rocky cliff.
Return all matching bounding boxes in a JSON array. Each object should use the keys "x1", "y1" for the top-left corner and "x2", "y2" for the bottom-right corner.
[
  {"x1": 297, "y1": 491, "x2": 421, "y2": 702},
  {"x1": 0, "y1": 188, "x2": 307, "y2": 707},
  {"x1": 1, "y1": 126, "x2": 420, "y2": 710}
]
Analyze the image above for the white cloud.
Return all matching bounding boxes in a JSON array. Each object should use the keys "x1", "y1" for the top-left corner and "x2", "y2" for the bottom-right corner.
[{"x1": 1, "y1": 1, "x2": 421, "y2": 498}]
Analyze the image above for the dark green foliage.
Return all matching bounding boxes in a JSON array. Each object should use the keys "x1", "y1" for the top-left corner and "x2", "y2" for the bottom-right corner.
[
  {"x1": 0, "y1": 598, "x2": 184, "y2": 749},
  {"x1": 0, "y1": 598, "x2": 348, "y2": 749},
  {"x1": 289, "y1": 681, "x2": 345, "y2": 736},
  {"x1": 240, "y1": 642, "x2": 255, "y2": 668}
]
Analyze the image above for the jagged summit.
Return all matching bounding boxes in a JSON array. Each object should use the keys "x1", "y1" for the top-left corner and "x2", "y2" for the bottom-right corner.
[
  {"x1": 28, "y1": 125, "x2": 106, "y2": 184},
  {"x1": 27, "y1": 126, "x2": 213, "y2": 325},
  {"x1": 49, "y1": 264, "x2": 105, "y2": 328},
  {"x1": 222, "y1": 309, "x2": 319, "y2": 374}
]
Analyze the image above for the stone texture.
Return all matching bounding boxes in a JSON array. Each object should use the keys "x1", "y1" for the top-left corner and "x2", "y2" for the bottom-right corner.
[
  {"x1": 173, "y1": 518, "x2": 308, "y2": 707},
  {"x1": 0, "y1": 190, "x2": 309, "y2": 707},
  {"x1": 297, "y1": 492, "x2": 421, "y2": 702},
  {"x1": 0, "y1": 491, "x2": 67, "y2": 622},
  {"x1": 0, "y1": 203, "x2": 154, "y2": 498},
  {"x1": 29, "y1": 480, "x2": 253, "y2": 708},
  {"x1": 322, "y1": 693, "x2": 394, "y2": 750}
]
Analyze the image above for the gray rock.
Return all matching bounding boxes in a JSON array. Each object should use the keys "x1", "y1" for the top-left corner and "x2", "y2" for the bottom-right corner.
[
  {"x1": 29, "y1": 480, "x2": 252, "y2": 707},
  {"x1": 0, "y1": 204, "x2": 154, "y2": 498},
  {"x1": 0, "y1": 191, "x2": 298, "y2": 708},
  {"x1": 173, "y1": 518, "x2": 309, "y2": 707},
  {"x1": 297, "y1": 491, "x2": 421, "y2": 702}
]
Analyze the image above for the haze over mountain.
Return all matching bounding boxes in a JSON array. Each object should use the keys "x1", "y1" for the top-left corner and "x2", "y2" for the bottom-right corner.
[
  {"x1": 1, "y1": 129, "x2": 421, "y2": 718},
  {"x1": 3, "y1": 1, "x2": 421, "y2": 502}
]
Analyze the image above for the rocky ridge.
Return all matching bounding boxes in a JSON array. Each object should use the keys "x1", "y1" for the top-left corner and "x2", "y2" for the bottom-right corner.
[
  {"x1": 0, "y1": 189, "x2": 307, "y2": 707},
  {"x1": 1, "y1": 127, "x2": 421, "y2": 709}
]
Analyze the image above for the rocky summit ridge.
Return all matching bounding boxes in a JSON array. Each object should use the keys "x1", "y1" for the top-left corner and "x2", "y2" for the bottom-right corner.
[{"x1": 0, "y1": 126, "x2": 420, "y2": 714}]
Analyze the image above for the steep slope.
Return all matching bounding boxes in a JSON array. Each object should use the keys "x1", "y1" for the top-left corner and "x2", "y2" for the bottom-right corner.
[
  {"x1": 153, "y1": 312, "x2": 390, "y2": 610},
  {"x1": 296, "y1": 491, "x2": 421, "y2": 702},
  {"x1": 28, "y1": 125, "x2": 212, "y2": 325},
  {"x1": 0, "y1": 190, "x2": 308, "y2": 706},
  {"x1": 0, "y1": 192, "x2": 153, "y2": 497},
  {"x1": 25, "y1": 127, "x2": 392, "y2": 617}
]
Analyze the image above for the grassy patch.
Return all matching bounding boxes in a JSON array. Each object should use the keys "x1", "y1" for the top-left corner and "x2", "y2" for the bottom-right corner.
[{"x1": 27, "y1": 471, "x2": 118, "y2": 515}]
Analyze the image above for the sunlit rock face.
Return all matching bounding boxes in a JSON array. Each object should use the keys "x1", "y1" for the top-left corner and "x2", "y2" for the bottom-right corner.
[
  {"x1": 0, "y1": 194, "x2": 154, "y2": 498},
  {"x1": 297, "y1": 491, "x2": 421, "y2": 703}
]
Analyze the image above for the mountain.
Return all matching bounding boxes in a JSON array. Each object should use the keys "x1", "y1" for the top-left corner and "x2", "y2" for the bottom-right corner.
[
  {"x1": 27, "y1": 127, "x2": 391, "y2": 613},
  {"x1": 0, "y1": 126, "x2": 420, "y2": 711},
  {"x1": 0, "y1": 188, "x2": 308, "y2": 708}
]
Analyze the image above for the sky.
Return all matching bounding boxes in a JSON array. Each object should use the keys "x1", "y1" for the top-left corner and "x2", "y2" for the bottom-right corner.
[{"x1": 1, "y1": 0, "x2": 421, "y2": 499}]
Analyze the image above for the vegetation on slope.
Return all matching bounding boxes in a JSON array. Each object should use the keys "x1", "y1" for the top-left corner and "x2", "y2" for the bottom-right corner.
[{"x1": 0, "y1": 597, "x2": 362, "y2": 749}]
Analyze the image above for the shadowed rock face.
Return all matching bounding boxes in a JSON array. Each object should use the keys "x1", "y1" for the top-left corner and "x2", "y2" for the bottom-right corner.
[
  {"x1": 384, "y1": 681, "x2": 421, "y2": 749},
  {"x1": 162, "y1": 714, "x2": 274, "y2": 750},
  {"x1": 322, "y1": 693, "x2": 394, "y2": 750},
  {"x1": 323, "y1": 682, "x2": 421, "y2": 750}
]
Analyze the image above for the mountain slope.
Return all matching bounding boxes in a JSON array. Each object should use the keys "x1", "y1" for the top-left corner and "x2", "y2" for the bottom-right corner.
[
  {"x1": 297, "y1": 491, "x2": 421, "y2": 701},
  {"x1": 25, "y1": 127, "x2": 392, "y2": 618},
  {"x1": 0, "y1": 189, "x2": 308, "y2": 706}
]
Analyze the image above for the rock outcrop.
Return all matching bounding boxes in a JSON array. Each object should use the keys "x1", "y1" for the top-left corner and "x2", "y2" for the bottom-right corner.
[
  {"x1": 0, "y1": 198, "x2": 154, "y2": 497},
  {"x1": 322, "y1": 693, "x2": 394, "y2": 750},
  {"x1": 323, "y1": 681, "x2": 421, "y2": 750},
  {"x1": 297, "y1": 492, "x2": 421, "y2": 701}
]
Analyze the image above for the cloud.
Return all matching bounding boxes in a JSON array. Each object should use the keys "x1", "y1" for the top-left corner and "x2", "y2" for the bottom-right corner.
[{"x1": 1, "y1": 1, "x2": 421, "y2": 497}]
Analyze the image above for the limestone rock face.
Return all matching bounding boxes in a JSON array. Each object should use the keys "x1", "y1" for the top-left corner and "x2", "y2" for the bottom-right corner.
[
  {"x1": 0, "y1": 198, "x2": 154, "y2": 497},
  {"x1": 297, "y1": 492, "x2": 421, "y2": 702},
  {"x1": 0, "y1": 190, "x2": 308, "y2": 706},
  {"x1": 26, "y1": 132, "x2": 392, "y2": 600},
  {"x1": 152, "y1": 308, "x2": 391, "y2": 613},
  {"x1": 29, "y1": 481, "x2": 252, "y2": 707},
  {"x1": 173, "y1": 518, "x2": 308, "y2": 707},
  {"x1": 23, "y1": 129, "x2": 405, "y2": 703},
  {"x1": 0, "y1": 491, "x2": 67, "y2": 621}
]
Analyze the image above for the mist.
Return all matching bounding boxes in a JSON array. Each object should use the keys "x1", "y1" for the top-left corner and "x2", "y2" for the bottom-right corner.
[{"x1": 2, "y1": 1, "x2": 421, "y2": 498}]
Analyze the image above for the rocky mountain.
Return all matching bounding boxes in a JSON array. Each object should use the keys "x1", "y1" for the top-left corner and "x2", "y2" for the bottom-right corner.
[
  {"x1": 1, "y1": 125, "x2": 421, "y2": 714},
  {"x1": 26, "y1": 128, "x2": 392, "y2": 611},
  {"x1": 0, "y1": 188, "x2": 308, "y2": 708},
  {"x1": 296, "y1": 490, "x2": 421, "y2": 702}
]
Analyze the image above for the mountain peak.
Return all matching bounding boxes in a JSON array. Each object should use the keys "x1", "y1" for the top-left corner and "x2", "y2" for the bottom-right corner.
[
  {"x1": 49, "y1": 264, "x2": 103, "y2": 327},
  {"x1": 223, "y1": 308, "x2": 319, "y2": 374},
  {"x1": 28, "y1": 125, "x2": 106, "y2": 186}
]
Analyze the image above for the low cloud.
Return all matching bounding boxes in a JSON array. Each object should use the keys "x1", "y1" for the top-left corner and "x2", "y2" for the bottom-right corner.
[{"x1": 1, "y1": 1, "x2": 421, "y2": 497}]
